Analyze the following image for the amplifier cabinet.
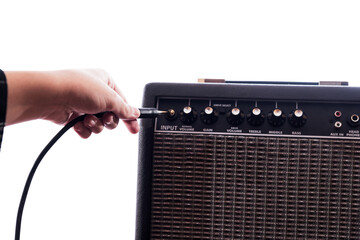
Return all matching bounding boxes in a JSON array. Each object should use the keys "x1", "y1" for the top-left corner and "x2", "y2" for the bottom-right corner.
[{"x1": 136, "y1": 82, "x2": 360, "y2": 239}]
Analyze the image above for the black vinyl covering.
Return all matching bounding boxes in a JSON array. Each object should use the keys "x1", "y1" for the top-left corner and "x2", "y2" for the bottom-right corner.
[{"x1": 136, "y1": 82, "x2": 360, "y2": 239}]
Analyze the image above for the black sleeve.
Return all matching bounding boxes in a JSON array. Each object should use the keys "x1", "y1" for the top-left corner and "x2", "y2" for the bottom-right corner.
[{"x1": 0, "y1": 69, "x2": 8, "y2": 151}]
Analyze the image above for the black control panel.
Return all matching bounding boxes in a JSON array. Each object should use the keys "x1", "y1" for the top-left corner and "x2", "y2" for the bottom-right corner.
[{"x1": 155, "y1": 98, "x2": 360, "y2": 139}]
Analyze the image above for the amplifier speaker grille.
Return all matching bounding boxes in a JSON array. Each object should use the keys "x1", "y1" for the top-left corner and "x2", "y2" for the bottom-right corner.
[{"x1": 151, "y1": 133, "x2": 360, "y2": 239}]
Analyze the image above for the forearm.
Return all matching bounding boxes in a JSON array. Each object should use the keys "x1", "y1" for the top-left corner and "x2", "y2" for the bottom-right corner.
[
  {"x1": 3, "y1": 69, "x2": 139, "y2": 137},
  {"x1": 5, "y1": 71, "x2": 68, "y2": 125}
]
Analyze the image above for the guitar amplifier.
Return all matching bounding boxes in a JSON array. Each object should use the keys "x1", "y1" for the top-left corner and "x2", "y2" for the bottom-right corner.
[{"x1": 136, "y1": 81, "x2": 360, "y2": 239}]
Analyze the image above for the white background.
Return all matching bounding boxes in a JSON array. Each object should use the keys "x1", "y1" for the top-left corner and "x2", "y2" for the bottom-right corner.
[{"x1": 1, "y1": 1, "x2": 360, "y2": 239}]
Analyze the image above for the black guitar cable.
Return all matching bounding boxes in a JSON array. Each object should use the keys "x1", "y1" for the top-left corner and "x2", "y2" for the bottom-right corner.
[{"x1": 15, "y1": 108, "x2": 167, "y2": 240}]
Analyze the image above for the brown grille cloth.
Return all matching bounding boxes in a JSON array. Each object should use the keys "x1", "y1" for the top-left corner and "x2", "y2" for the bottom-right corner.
[{"x1": 151, "y1": 133, "x2": 360, "y2": 239}]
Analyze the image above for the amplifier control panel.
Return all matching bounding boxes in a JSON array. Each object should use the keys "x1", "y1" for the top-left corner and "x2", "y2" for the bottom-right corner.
[{"x1": 154, "y1": 98, "x2": 360, "y2": 139}]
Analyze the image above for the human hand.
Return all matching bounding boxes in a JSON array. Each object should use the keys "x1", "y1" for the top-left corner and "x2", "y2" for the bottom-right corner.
[{"x1": 5, "y1": 69, "x2": 140, "y2": 138}]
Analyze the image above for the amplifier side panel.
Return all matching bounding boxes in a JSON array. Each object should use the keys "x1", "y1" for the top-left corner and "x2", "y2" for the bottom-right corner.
[{"x1": 135, "y1": 84, "x2": 158, "y2": 240}]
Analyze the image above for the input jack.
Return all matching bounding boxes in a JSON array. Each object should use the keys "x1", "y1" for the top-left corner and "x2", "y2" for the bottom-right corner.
[
  {"x1": 168, "y1": 109, "x2": 176, "y2": 117},
  {"x1": 334, "y1": 121, "x2": 342, "y2": 129},
  {"x1": 165, "y1": 109, "x2": 177, "y2": 121},
  {"x1": 351, "y1": 114, "x2": 359, "y2": 123},
  {"x1": 334, "y1": 111, "x2": 342, "y2": 118}
]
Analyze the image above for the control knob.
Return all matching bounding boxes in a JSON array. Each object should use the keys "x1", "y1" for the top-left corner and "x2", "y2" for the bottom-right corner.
[
  {"x1": 226, "y1": 107, "x2": 245, "y2": 126},
  {"x1": 247, "y1": 107, "x2": 265, "y2": 126},
  {"x1": 268, "y1": 109, "x2": 286, "y2": 127},
  {"x1": 179, "y1": 106, "x2": 198, "y2": 124},
  {"x1": 288, "y1": 109, "x2": 307, "y2": 127},
  {"x1": 200, "y1": 106, "x2": 219, "y2": 124}
]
